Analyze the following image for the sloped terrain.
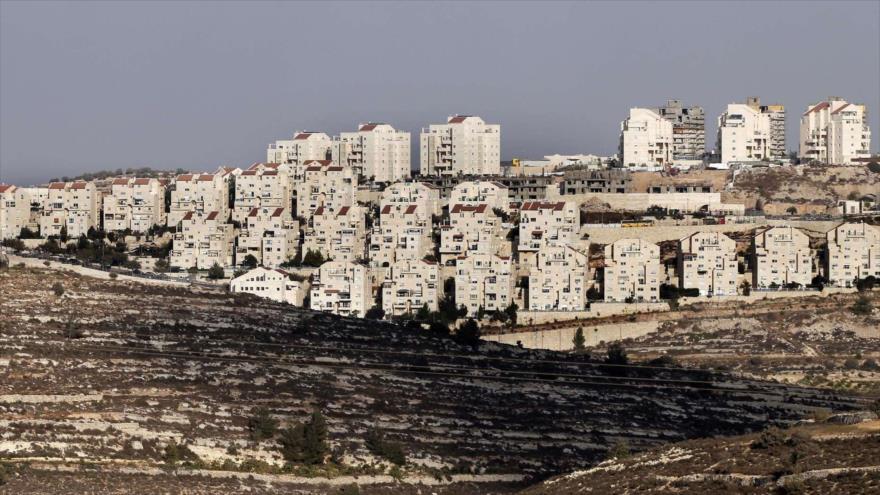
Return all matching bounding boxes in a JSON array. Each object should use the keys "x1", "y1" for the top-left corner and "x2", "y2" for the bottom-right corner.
[{"x1": 0, "y1": 266, "x2": 868, "y2": 493}]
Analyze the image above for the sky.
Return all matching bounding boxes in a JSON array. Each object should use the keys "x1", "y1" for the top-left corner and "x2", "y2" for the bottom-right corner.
[{"x1": 1, "y1": 0, "x2": 878, "y2": 185}]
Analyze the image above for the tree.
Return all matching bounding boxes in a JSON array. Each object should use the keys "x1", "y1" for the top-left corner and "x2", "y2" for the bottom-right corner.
[
  {"x1": 572, "y1": 327, "x2": 586, "y2": 352},
  {"x1": 52, "y1": 282, "x2": 65, "y2": 297},
  {"x1": 207, "y1": 262, "x2": 225, "y2": 280},
  {"x1": 740, "y1": 280, "x2": 751, "y2": 296},
  {"x1": 278, "y1": 409, "x2": 329, "y2": 465},
  {"x1": 867, "y1": 161, "x2": 880, "y2": 174},
  {"x1": 416, "y1": 303, "x2": 431, "y2": 321},
  {"x1": 851, "y1": 295, "x2": 873, "y2": 316},
  {"x1": 504, "y1": 302, "x2": 518, "y2": 327},
  {"x1": 454, "y1": 318, "x2": 481, "y2": 347},
  {"x1": 605, "y1": 343, "x2": 628, "y2": 365},
  {"x1": 607, "y1": 439, "x2": 631, "y2": 460},
  {"x1": 364, "y1": 305, "x2": 385, "y2": 320},
  {"x1": 364, "y1": 428, "x2": 406, "y2": 465},
  {"x1": 786, "y1": 206, "x2": 798, "y2": 215},
  {"x1": 302, "y1": 249, "x2": 325, "y2": 267},
  {"x1": 241, "y1": 254, "x2": 259, "y2": 269},
  {"x1": 154, "y1": 259, "x2": 170, "y2": 273},
  {"x1": 1, "y1": 238, "x2": 25, "y2": 253},
  {"x1": 248, "y1": 407, "x2": 279, "y2": 442},
  {"x1": 60, "y1": 225, "x2": 68, "y2": 243}
]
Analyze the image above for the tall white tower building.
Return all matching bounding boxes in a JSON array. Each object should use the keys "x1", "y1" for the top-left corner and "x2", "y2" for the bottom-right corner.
[{"x1": 420, "y1": 115, "x2": 501, "y2": 176}]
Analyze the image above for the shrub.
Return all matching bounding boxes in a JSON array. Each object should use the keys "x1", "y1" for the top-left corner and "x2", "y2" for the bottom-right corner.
[
  {"x1": 52, "y1": 282, "x2": 65, "y2": 297},
  {"x1": 207, "y1": 262, "x2": 225, "y2": 280},
  {"x1": 154, "y1": 259, "x2": 170, "y2": 273},
  {"x1": 851, "y1": 295, "x2": 872, "y2": 315},
  {"x1": 606, "y1": 439, "x2": 630, "y2": 460},
  {"x1": 63, "y1": 316, "x2": 84, "y2": 339},
  {"x1": 278, "y1": 409, "x2": 329, "y2": 465},
  {"x1": 109, "y1": 272, "x2": 118, "y2": 279},
  {"x1": 605, "y1": 343, "x2": 628, "y2": 365},
  {"x1": 454, "y1": 319, "x2": 481, "y2": 347},
  {"x1": 364, "y1": 305, "x2": 385, "y2": 321},
  {"x1": 163, "y1": 441, "x2": 199, "y2": 466},
  {"x1": 248, "y1": 407, "x2": 279, "y2": 442},
  {"x1": 1, "y1": 238, "x2": 25, "y2": 252},
  {"x1": 572, "y1": 327, "x2": 586, "y2": 352},
  {"x1": 364, "y1": 428, "x2": 406, "y2": 465}
]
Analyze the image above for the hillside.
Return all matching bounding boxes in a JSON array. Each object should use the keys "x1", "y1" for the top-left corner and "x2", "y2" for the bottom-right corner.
[{"x1": 0, "y1": 265, "x2": 868, "y2": 493}]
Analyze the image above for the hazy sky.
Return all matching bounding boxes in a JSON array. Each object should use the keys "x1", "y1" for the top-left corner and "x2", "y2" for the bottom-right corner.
[{"x1": 1, "y1": 1, "x2": 878, "y2": 185}]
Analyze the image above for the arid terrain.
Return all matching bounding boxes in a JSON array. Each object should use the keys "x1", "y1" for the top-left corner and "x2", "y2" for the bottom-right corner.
[{"x1": 0, "y1": 264, "x2": 872, "y2": 493}]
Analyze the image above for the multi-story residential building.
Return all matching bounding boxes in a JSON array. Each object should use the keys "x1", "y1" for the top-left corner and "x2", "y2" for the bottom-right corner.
[
  {"x1": 369, "y1": 201, "x2": 433, "y2": 268},
  {"x1": 266, "y1": 131, "x2": 333, "y2": 171},
  {"x1": 651, "y1": 99, "x2": 705, "y2": 160},
  {"x1": 752, "y1": 226, "x2": 812, "y2": 288},
  {"x1": 420, "y1": 115, "x2": 501, "y2": 176},
  {"x1": 169, "y1": 210, "x2": 234, "y2": 269},
  {"x1": 102, "y1": 178, "x2": 166, "y2": 233},
  {"x1": 235, "y1": 207, "x2": 300, "y2": 269},
  {"x1": 233, "y1": 163, "x2": 292, "y2": 223},
  {"x1": 310, "y1": 260, "x2": 372, "y2": 317},
  {"x1": 295, "y1": 161, "x2": 357, "y2": 220},
  {"x1": 677, "y1": 232, "x2": 738, "y2": 296},
  {"x1": 746, "y1": 97, "x2": 786, "y2": 159},
  {"x1": 800, "y1": 97, "x2": 872, "y2": 165},
  {"x1": 528, "y1": 245, "x2": 589, "y2": 311},
  {"x1": 449, "y1": 181, "x2": 510, "y2": 212},
  {"x1": 455, "y1": 253, "x2": 515, "y2": 316},
  {"x1": 382, "y1": 181, "x2": 441, "y2": 217},
  {"x1": 230, "y1": 267, "x2": 310, "y2": 306},
  {"x1": 0, "y1": 184, "x2": 31, "y2": 240},
  {"x1": 603, "y1": 238, "x2": 660, "y2": 302},
  {"x1": 332, "y1": 123, "x2": 411, "y2": 182},
  {"x1": 39, "y1": 181, "x2": 100, "y2": 238},
  {"x1": 21, "y1": 187, "x2": 48, "y2": 233},
  {"x1": 440, "y1": 204, "x2": 504, "y2": 264},
  {"x1": 168, "y1": 173, "x2": 230, "y2": 227},
  {"x1": 517, "y1": 200, "x2": 580, "y2": 266},
  {"x1": 560, "y1": 169, "x2": 632, "y2": 195},
  {"x1": 381, "y1": 258, "x2": 440, "y2": 317},
  {"x1": 619, "y1": 108, "x2": 673, "y2": 167},
  {"x1": 717, "y1": 103, "x2": 771, "y2": 164},
  {"x1": 302, "y1": 205, "x2": 366, "y2": 263},
  {"x1": 825, "y1": 222, "x2": 880, "y2": 287}
]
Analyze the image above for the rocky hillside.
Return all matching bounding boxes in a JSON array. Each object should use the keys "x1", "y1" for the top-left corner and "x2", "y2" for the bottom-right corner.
[{"x1": 0, "y1": 265, "x2": 867, "y2": 493}]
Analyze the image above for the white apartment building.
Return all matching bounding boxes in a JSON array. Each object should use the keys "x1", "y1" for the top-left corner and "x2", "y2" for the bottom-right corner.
[
  {"x1": 332, "y1": 123, "x2": 411, "y2": 182},
  {"x1": 455, "y1": 254, "x2": 515, "y2": 316},
  {"x1": 619, "y1": 108, "x2": 673, "y2": 167},
  {"x1": 168, "y1": 174, "x2": 230, "y2": 227},
  {"x1": 528, "y1": 245, "x2": 589, "y2": 311},
  {"x1": 21, "y1": 187, "x2": 48, "y2": 233},
  {"x1": 603, "y1": 238, "x2": 660, "y2": 302},
  {"x1": 420, "y1": 115, "x2": 501, "y2": 176},
  {"x1": 39, "y1": 181, "x2": 100, "y2": 238},
  {"x1": 230, "y1": 267, "x2": 310, "y2": 306},
  {"x1": 746, "y1": 97, "x2": 787, "y2": 159},
  {"x1": 825, "y1": 222, "x2": 880, "y2": 287},
  {"x1": 381, "y1": 258, "x2": 440, "y2": 317},
  {"x1": 517, "y1": 201, "x2": 580, "y2": 263},
  {"x1": 370, "y1": 202, "x2": 433, "y2": 268},
  {"x1": 233, "y1": 163, "x2": 292, "y2": 223},
  {"x1": 752, "y1": 226, "x2": 812, "y2": 288},
  {"x1": 677, "y1": 231, "x2": 738, "y2": 296},
  {"x1": 296, "y1": 161, "x2": 357, "y2": 220},
  {"x1": 169, "y1": 210, "x2": 234, "y2": 269},
  {"x1": 103, "y1": 178, "x2": 166, "y2": 233},
  {"x1": 800, "y1": 98, "x2": 872, "y2": 165},
  {"x1": 235, "y1": 207, "x2": 300, "y2": 269},
  {"x1": 382, "y1": 181, "x2": 441, "y2": 217},
  {"x1": 310, "y1": 260, "x2": 372, "y2": 317},
  {"x1": 449, "y1": 181, "x2": 510, "y2": 212},
  {"x1": 302, "y1": 205, "x2": 366, "y2": 263},
  {"x1": 440, "y1": 204, "x2": 504, "y2": 264},
  {"x1": 717, "y1": 103, "x2": 771, "y2": 165},
  {"x1": 0, "y1": 184, "x2": 30, "y2": 240},
  {"x1": 266, "y1": 131, "x2": 333, "y2": 172}
]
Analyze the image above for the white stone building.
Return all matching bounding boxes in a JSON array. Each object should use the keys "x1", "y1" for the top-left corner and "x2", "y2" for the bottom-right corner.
[
  {"x1": 420, "y1": 115, "x2": 501, "y2": 176},
  {"x1": 455, "y1": 254, "x2": 515, "y2": 316},
  {"x1": 332, "y1": 123, "x2": 411, "y2": 182},
  {"x1": 169, "y1": 210, "x2": 234, "y2": 269},
  {"x1": 168, "y1": 174, "x2": 230, "y2": 227},
  {"x1": 103, "y1": 178, "x2": 166, "y2": 233},
  {"x1": 619, "y1": 108, "x2": 673, "y2": 167},
  {"x1": 752, "y1": 226, "x2": 812, "y2": 288},
  {"x1": 440, "y1": 204, "x2": 504, "y2": 264},
  {"x1": 230, "y1": 267, "x2": 310, "y2": 306},
  {"x1": 528, "y1": 245, "x2": 589, "y2": 311},
  {"x1": 825, "y1": 222, "x2": 880, "y2": 287},
  {"x1": 39, "y1": 181, "x2": 100, "y2": 238},
  {"x1": 302, "y1": 205, "x2": 366, "y2": 263},
  {"x1": 677, "y1": 231, "x2": 738, "y2": 296},
  {"x1": 717, "y1": 103, "x2": 771, "y2": 165},
  {"x1": 310, "y1": 260, "x2": 372, "y2": 317},
  {"x1": 603, "y1": 238, "x2": 660, "y2": 302},
  {"x1": 746, "y1": 97, "x2": 787, "y2": 159},
  {"x1": 233, "y1": 163, "x2": 292, "y2": 223},
  {"x1": 517, "y1": 201, "x2": 579, "y2": 262},
  {"x1": 266, "y1": 131, "x2": 333, "y2": 171},
  {"x1": 370, "y1": 203, "x2": 433, "y2": 268},
  {"x1": 235, "y1": 207, "x2": 300, "y2": 269},
  {"x1": 383, "y1": 181, "x2": 441, "y2": 217},
  {"x1": 800, "y1": 98, "x2": 872, "y2": 165},
  {"x1": 296, "y1": 161, "x2": 357, "y2": 220},
  {"x1": 651, "y1": 99, "x2": 706, "y2": 160},
  {"x1": 449, "y1": 181, "x2": 510, "y2": 212},
  {"x1": 381, "y1": 258, "x2": 440, "y2": 317},
  {"x1": 0, "y1": 185, "x2": 31, "y2": 240}
]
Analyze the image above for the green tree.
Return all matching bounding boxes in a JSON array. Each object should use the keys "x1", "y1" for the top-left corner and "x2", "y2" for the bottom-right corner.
[
  {"x1": 416, "y1": 303, "x2": 431, "y2": 321},
  {"x1": 607, "y1": 439, "x2": 631, "y2": 460},
  {"x1": 364, "y1": 428, "x2": 406, "y2": 465},
  {"x1": 605, "y1": 343, "x2": 628, "y2": 365},
  {"x1": 740, "y1": 280, "x2": 751, "y2": 296},
  {"x1": 302, "y1": 249, "x2": 326, "y2": 267},
  {"x1": 248, "y1": 407, "x2": 279, "y2": 442},
  {"x1": 572, "y1": 327, "x2": 586, "y2": 352},
  {"x1": 278, "y1": 409, "x2": 329, "y2": 465},
  {"x1": 154, "y1": 258, "x2": 170, "y2": 273},
  {"x1": 207, "y1": 262, "x2": 225, "y2": 280},
  {"x1": 364, "y1": 305, "x2": 385, "y2": 320},
  {"x1": 454, "y1": 318, "x2": 481, "y2": 347},
  {"x1": 851, "y1": 295, "x2": 873, "y2": 316},
  {"x1": 241, "y1": 254, "x2": 259, "y2": 269}
]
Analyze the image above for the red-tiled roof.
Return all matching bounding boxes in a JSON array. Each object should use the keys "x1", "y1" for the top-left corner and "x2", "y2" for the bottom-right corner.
[
  {"x1": 265, "y1": 163, "x2": 280, "y2": 169},
  {"x1": 48, "y1": 182, "x2": 67, "y2": 190},
  {"x1": 197, "y1": 174, "x2": 214, "y2": 182},
  {"x1": 804, "y1": 101, "x2": 830, "y2": 116},
  {"x1": 240, "y1": 170, "x2": 258, "y2": 176},
  {"x1": 831, "y1": 103, "x2": 851, "y2": 115},
  {"x1": 521, "y1": 201, "x2": 565, "y2": 211},
  {"x1": 294, "y1": 132, "x2": 312, "y2": 140},
  {"x1": 326, "y1": 166, "x2": 344, "y2": 172},
  {"x1": 112, "y1": 178, "x2": 130, "y2": 186},
  {"x1": 405, "y1": 205, "x2": 417, "y2": 215},
  {"x1": 359, "y1": 123, "x2": 381, "y2": 131},
  {"x1": 304, "y1": 159, "x2": 332, "y2": 166},
  {"x1": 448, "y1": 115, "x2": 469, "y2": 123},
  {"x1": 263, "y1": 170, "x2": 279, "y2": 176},
  {"x1": 314, "y1": 206, "x2": 326, "y2": 216},
  {"x1": 247, "y1": 163, "x2": 261, "y2": 171},
  {"x1": 381, "y1": 205, "x2": 392, "y2": 214},
  {"x1": 337, "y1": 206, "x2": 350, "y2": 216},
  {"x1": 272, "y1": 208, "x2": 284, "y2": 217},
  {"x1": 133, "y1": 178, "x2": 151, "y2": 186},
  {"x1": 177, "y1": 174, "x2": 194, "y2": 182},
  {"x1": 182, "y1": 211, "x2": 194, "y2": 221},
  {"x1": 206, "y1": 211, "x2": 219, "y2": 220},
  {"x1": 450, "y1": 203, "x2": 487, "y2": 214},
  {"x1": 70, "y1": 182, "x2": 88, "y2": 190},
  {"x1": 0, "y1": 184, "x2": 14, "y2": 193},
  {"x1": 248, "y1": 207, "x2": 260, "y2": 217}
]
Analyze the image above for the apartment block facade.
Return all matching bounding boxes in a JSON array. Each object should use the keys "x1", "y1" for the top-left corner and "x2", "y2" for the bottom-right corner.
[
  {"x1": 746, "y1": 97, "x2": 786, "y2": 159},
  {"x1": 717, "y1": 103, "x2": 771, "y2": 164},
  {"x1": 0, "y1": 184, "x2": 30, "y2": 240},
  {"x1": 332, "y1": 123, "x2": 411, "y2": 182},
  {"x1": 39, "y1": 181, "x2": 100, "y2": 238},
  {"x1": 266, "y1": 131, "x2": 333, "y2": 170},
  {"x1": 800, "y1": 98, "x2": 872, "y2": 165},
  {"x1": 296, "y1": 161, "x2": 357, "y2": 220},
  {"x1": 619, "y1": 108, "x2": 674, "y2": 167},
  {"x1": 381, "y1": 258, "x2": 440, "y2": 317},
  {"x1": 455, "y1": 254, "x2": 515, "y2": 316},
  {"x1": 168, "y1": 174, "x2": 230, "y2": 227},
  {"x1": 652, "y1": 99, "x2": 705, "y2": 160},
  {"x1": 528, "y1": 245, "x2": 589, "y2": 311},
  {"x1": 103, "y1": 178, "x2": 166, "y2": 233},
  {"x1": 235, "y1": 207, "x2": 300, "y2": 269},
  {"x1": 449, "y1": 181, "x2": 510, "y2": 212},
  {"x1": 440, "y1": 204, "x2": 503, "y2": 264},
  {"x1": 420, "y1": 115, "x2": 501, "y2": 176},
  {"x1": 517, "y1": 201, "x2": 580, "y2": 260},
  {"x1": 230, "y1": 267, "x2": 309, "y2": 306},
  {"x1": 169, "y1": 210, "x2": 234, "y2": 269},
  {"x1": 752, "y1": 226, "x2": 812, "y2": 288},
  {"x1": 677, "y1": 231, "x2": 738, "y2": 296},
  {"x1": 825, "y1": 222, "x2": 880, "y2": 287},
  {"x1": 233, "y1": 163, "x2": 292, "y2": 223},
  {"x1": 603, "y1": 238, "x2": 660, "y2": 302},
  {"x1": 302, "y1": 205, "x2": 366, "y2": 263},
  {"x1": 310, "y1": 261, "x2": 372, "y2": 317}
]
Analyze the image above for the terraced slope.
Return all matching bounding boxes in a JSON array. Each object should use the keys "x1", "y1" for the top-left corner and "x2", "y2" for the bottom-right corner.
[{"x1": 0, "y1": 266, "x2": 866, "y2": 493}]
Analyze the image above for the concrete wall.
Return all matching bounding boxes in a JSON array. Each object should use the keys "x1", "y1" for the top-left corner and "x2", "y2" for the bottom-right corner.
[
  {"x1": 518, "y1": 302, "x2": 667, "y2": 325},
  {"x1": 546, "y1": 190, "x2": 743, "y2": 214},
  {"x1": 485, "y1": 320, "x2": 660, "y2": 351},
  {"x1": 582, "y1": 219, "x2": 842, "y2": 244}
]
